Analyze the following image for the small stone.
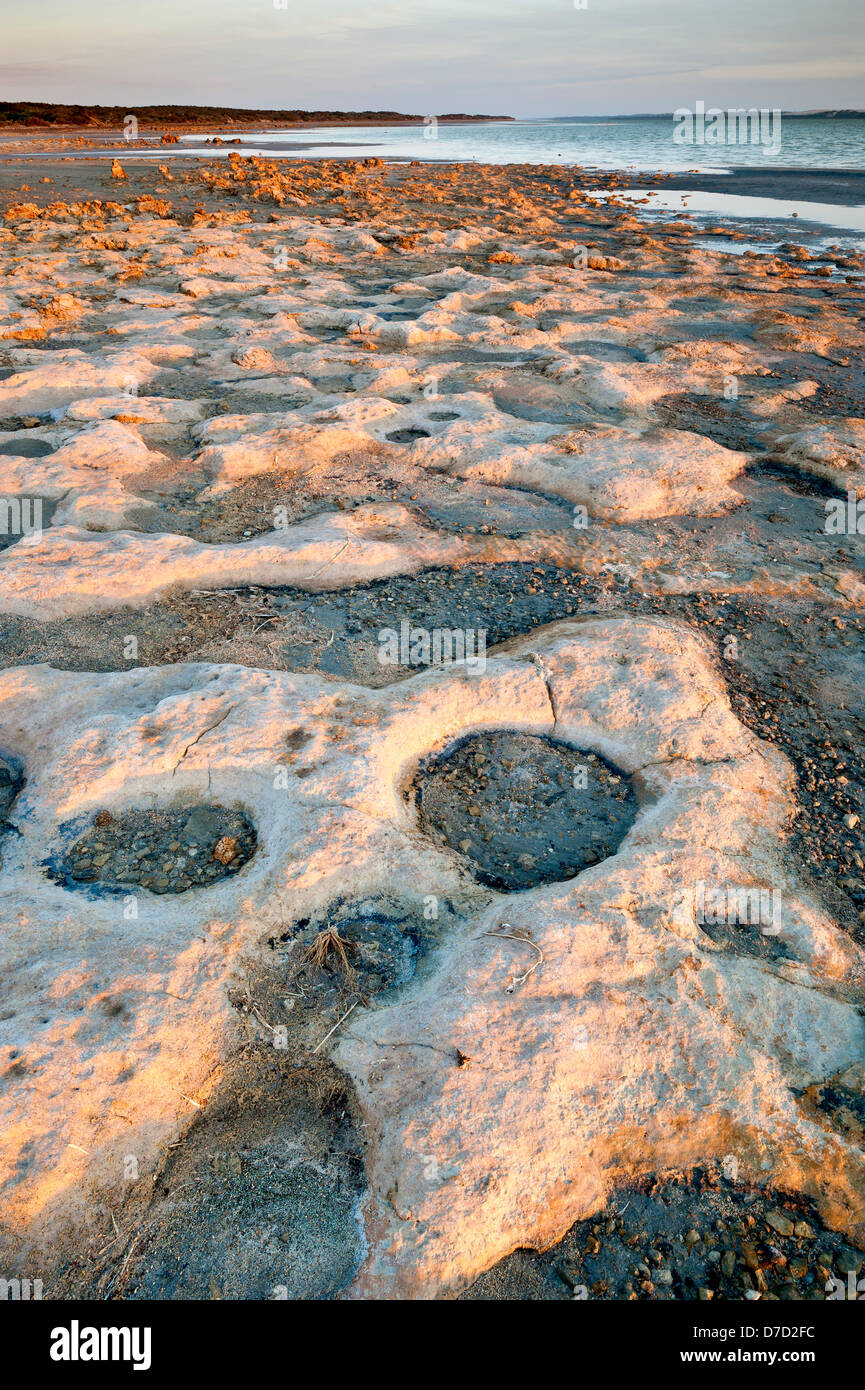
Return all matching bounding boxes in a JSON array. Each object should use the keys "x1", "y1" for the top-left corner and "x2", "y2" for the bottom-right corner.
[
  {"x1": 213, "y1": 836, "x2": 238, "y2": 865},
  {"x1": 698, "y1": 1287, "x2": 713, "y2": 1300},
  {"x1": 744, "y1": 1289, "x2": 761, "y2": 1300},
  {"x1": 766, "y1": 1209, "x2": 795, "y2": 1237},
  {"x1": 794, "y1": 1221, "x2": 815, "y2": 1240},
  {"x1": 183, "y1": 806, "x2": 223, "y2": 843},
  {"x1": 843, "y1": 813, "x2": 860, "y2": 829},
  {"x1": 684, "y1": 1229, "x2": 701, "y2": 1246},
  {"x1": 94, "y1": 810, "x2": 114, "y2": 828},
  {"x1": 836, "y1": 1250, "x2": 863, "y2": 1275},
  {"x1": 556, "y1": 1261, "x2": 583, "y2": 1291},
  {"x1": 721, "y1": 1250, "x2": 736, "y2": 1277},
  {"x1": 741, "y1": 1241, "x2": 760, "y2": 1271},
  {"x1": 654, "y1": 1268, "x2": 673, "y2": 1285}
]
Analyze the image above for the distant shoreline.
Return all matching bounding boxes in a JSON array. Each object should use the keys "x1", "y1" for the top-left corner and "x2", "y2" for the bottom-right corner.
[
  {"x1": 548, "y1": 110, "x2": 865, "y2": 121},
  {"x1": 1, "y1": 103, "x2": 863, "y2": 134},
  {"x1": 0, "y1": 103, "x2": 514, "y2": 133}
]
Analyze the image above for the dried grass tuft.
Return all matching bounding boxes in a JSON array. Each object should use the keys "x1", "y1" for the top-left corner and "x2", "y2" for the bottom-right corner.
[{"x1": 304, "y1": 926, "x2": 355, "y2": 976}]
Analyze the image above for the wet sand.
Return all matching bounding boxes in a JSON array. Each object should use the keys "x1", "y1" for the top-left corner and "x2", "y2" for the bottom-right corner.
[{"x1": 626, "y1": 165, "x2": 865, "y2": 208}]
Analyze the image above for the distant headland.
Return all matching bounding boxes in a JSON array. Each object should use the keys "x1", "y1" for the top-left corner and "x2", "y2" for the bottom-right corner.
[{"x1": 0, "y1": 102, "x2": 514, "y2": 130}]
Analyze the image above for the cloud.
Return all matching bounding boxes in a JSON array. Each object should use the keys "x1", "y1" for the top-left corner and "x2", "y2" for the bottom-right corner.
[{"x1": 1, "y1": 0, "x2": 862, "y2": 114}]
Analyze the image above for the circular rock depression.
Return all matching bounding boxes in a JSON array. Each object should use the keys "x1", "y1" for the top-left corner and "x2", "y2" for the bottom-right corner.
[
  {"x1": 287, "y1": 896, "x2": 441, "y2": 997},
  {"x1": 415, "y1": 731, "x2": 638, "y2": 891},
  {"x1": 58, "y1": 803, "x2": 257, "y2": 894},
  {"x1": 0, "y1": 437, "x2": 55, "y2": 458}
]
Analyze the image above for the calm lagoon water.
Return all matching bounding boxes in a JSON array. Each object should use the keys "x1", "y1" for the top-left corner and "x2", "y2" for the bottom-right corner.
[
  {"x1": 606, "y1": 188, "x2": 865, "y2": 249},
  {"x1": 195, "y1": 116, "x2": 865, "y2": 172}
]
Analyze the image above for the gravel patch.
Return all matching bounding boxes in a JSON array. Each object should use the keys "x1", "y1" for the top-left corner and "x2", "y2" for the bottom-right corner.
[
  {"x1": 415, "y1": 731, "x2": 638, "y2": 891},
  {"x1": 462, "y1": 1166, "x2": 865, "y2": 1301},
  {"x1": 56, "y1": 802, "x2": 257, "y2": 894}
]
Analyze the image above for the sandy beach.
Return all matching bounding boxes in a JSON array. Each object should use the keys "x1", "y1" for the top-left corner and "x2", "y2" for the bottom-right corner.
[{"x1": 1, "y1": 139, "x2": 864, "y2": 1302}]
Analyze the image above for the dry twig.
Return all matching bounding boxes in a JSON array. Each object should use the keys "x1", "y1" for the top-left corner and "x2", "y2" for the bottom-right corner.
[{"x1": 485, "y1": 923, "x2": 545, "y2": 993}]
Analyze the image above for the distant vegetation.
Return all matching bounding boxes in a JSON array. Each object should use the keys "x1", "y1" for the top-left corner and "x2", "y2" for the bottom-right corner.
[{"x1": 0, "y1": 102, "x2": 511, "y2": 128}]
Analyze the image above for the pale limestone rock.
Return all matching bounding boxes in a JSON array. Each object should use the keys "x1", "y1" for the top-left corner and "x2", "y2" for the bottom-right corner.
[
  {"x1": 0, "y1": 502, "x2": 568, "y2": 618},
  {"x1": 193, "y1": 394, "x2": 748, "y2": 520},
  {"x1": 0, "y1": 619, "x2": 861, "y2": 1290},
  {"x1": 0, "y1": 351, "x2": 160, "y2": 414},
  {"x1": 770, "y1": 419, "x2": 865, "y2": 497}
]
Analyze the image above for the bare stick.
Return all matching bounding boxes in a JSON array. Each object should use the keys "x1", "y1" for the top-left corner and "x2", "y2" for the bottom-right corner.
[{"x1": 312, "y1": 1000, "x2": 358, "y2": 1054}]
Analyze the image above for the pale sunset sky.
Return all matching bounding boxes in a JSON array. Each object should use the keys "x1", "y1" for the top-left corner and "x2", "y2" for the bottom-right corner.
[{"x1": 1, "y1": 0, "x2": 863, "y2": 115}]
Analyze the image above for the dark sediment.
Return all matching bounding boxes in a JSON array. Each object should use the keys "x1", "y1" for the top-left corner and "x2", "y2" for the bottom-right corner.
[
  {"x1": 56, "y1": 803, "x2": 257, "y2": 894},
  {"x1": 415, "y1": 731, "x2": 638, "y2": 891},
  {"x1": 462, "y1": 1166, "x2": 865, "y2": 1301}
]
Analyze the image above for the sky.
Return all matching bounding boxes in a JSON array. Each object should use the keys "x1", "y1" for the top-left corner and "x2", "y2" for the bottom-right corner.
[{"x1": 1, "y1": 0, "x2": 863, "y2": 116}]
